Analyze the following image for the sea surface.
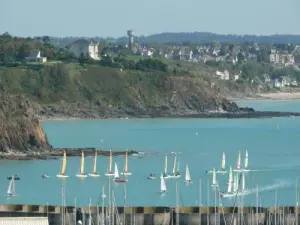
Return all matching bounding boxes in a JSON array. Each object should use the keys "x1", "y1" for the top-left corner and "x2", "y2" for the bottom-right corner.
[{"x1": 1, "y1": 100, "x2": 300, "y2": 207}]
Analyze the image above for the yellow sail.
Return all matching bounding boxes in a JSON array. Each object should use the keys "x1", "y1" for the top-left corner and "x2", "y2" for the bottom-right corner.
[
  {"x1": 61, "y1": 151, "x2": 67, "y2": 175},
  {"x1": 80, "y1": 151, "x2": 85, "y2": 174},
  {"x1": 93, "y1": 151, "x2": 97, "y2": 173},
  {"x1": 109, "y1": 149, "x2": 112, "y2": 172},
  {"x1": 124, "y1": 151, "x2": 128, "y2": 172}
]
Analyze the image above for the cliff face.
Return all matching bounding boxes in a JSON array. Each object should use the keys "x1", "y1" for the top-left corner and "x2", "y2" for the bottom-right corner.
[
  {"x1": 0, "y1": 89, "x2": 51, "y2": 153},
  {"x1": 38, "y1": 76, "x2": 240, "y2": 119}
]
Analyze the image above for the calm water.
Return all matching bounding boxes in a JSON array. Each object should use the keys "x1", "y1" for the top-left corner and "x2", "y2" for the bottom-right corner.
[{"x1": 1, "y1": 100, "x2": 300, "y2": 207}]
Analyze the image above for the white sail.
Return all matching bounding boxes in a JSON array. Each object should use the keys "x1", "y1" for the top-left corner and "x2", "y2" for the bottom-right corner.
[
  {"x1": 236, "y1": 151, "x2": 241, "y2": 170},
  {"x1": 229, "y1": 166, "x2": 233, "y2": 183},
  {"x1": 233, "y1": 174, "x2": 238, "y2": 193},
  {"x1": 221, "y1": 152, "x2": 226, "y2": 170},
  {"x1": 244, "y1": 150, "x2": 248, "y2": 169},
  {"x1": 160, "y1": 173, "x2": 167, "y2": 192},
  {"x1": 172, "y1": 154, "x2": 177, "y2": 175},
  {"x1": 227, "y1": 166, "x2": 233, "y2": 193},
  {"x1": 114, "y1": 163, "x2": 119, "y2": 179},
  {"x1": 101, "y1": 186, "x2": 106, "y2": 199},
  {"x1": 177, "y1": 160, "x2": 180, "y2": 174},
  {"x1": 7, "y1": 180, "x2": 13, "y2": 195},
  {"x1": 212, "y1": 168, "x2": 217, "y2": 185},
  {"x1": 185, "y1": 165, "x2": 191, "y2": 182},
  {"x1": 242, "y1": 173, "x2": 245, "y2": 191},
  {"x1": 164, "y1": 154, "x2": 168, "y2": 175}
]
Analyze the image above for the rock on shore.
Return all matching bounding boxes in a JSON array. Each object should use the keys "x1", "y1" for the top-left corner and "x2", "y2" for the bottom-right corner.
[{"x1": 0, "y1": 88, "x2": 51, "y2": 156}]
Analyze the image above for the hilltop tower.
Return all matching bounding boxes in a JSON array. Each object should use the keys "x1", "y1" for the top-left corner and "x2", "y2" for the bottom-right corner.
[{"x1": 127, "y1": 30, "x2": 134, "y2": 51}]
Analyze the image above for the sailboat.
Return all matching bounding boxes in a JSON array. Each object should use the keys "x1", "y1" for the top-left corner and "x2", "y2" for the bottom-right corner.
[
  {"x1": 234, "y1": 151, "x2": 242, "y2": 172},
  {"x1": 114, "y1": 163, "x2": 127, "y2": 183},
  {"x1": 169, "y1": 153, "x2": 181, "y2": 179},
  {"x1": 89, "y1": 150, "x2": 100, "y2": 177},
  {"x1": 237, "y1": 172, "x2": 248, "y2": 196},
  {"x1": 6, "y1": 176, "x2": 16, "y2": 197},
  {"x1": 101, "y1": 185, "x2": 106, "y2": 199},
  {"x1": 211, "y1": 168, "x2": 218, "y2": 187},
  {"x1": 160, "y1": 173, "x2": 167, "y2": 193},
  {"x1": 57, "y1": 151, "x2": 69, "y2": 178},
  {"x1": 76, "y1": 151, "x2": 88, "y2": 178},
  {"x1": 220, "y1": 166, "x2": 235, "y2": 198},
  {"x1": 206, "y1": 152, "x2": 227, "y2": 174},
  {"x1": 184, "y1": 164, "x2": 192, "y2": 183},
  {"x1": 105, "y1": 149, "x2": 114, "y2": 176},
  {"x1": 121, "y1": 151, "x2": 132, "y2": 176},
  {"x1": 163, "y1": 154, "x2": 170, "y2": 178},
  {"x1": 216, "y1": 152, "x2": 227, "y2": 174},
  {"x1": 241, "y1": 150, "x2": 250, "y2": 172}
]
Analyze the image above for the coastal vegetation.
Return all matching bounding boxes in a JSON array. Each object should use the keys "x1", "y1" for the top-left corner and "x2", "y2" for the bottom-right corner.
[{"x1": 1, "y1": 32, "x2": 300, "y2": 118}]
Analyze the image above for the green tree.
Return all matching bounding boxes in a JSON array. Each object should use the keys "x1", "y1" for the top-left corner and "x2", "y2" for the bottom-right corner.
[{"x1": 78, "y1": 52, "x2": 86, "y2": 67}]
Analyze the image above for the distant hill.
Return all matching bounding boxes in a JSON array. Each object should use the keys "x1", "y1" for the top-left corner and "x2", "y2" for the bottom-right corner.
[
  {"x1": 116, "y1": 32, "x2": 300, "y2": 44},
  {"x1": 47, "y1": 32, "x2": 300, "y2": 46}
]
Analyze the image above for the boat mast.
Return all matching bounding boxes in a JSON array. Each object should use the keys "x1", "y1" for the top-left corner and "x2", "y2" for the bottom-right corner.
[
  {"x1": 74, "y1": 198, "x2": 77, "y2": 225},
  {"x1": 124, "y1": 183, "x2": 127, "y2": 225},
  {"x1": 176, "y1": 180, "x2": 179, "y2": 225},
  {"x1": 112, "y1": 191, "x2": 115, "y2": 225},
  {"x1": 108, "y1": 178, "x2": 111, "y2": 225},
  {"x1": 101, "y1": 186, "x2": 105, "y2": 225},
  {"x1": 207, "y1": 181, "x2": 210, "y2": 225},
  {"x1": 296, "y1": 178, "x2": 298, "y2": 225},
  {"x1": 256, "y1": 184, "x2": 258, "y2": 225},
  {"x1": 214, "y1": 183, "x2": 217, "y2": 225},
  {"x1": 199, "y1": 178, "x2": 201, "y2": 225}
]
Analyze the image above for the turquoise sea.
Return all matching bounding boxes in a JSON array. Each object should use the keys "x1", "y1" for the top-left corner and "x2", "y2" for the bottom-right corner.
[{"x1": 1, "y1": 100, "x2": 300, "y2": 207}]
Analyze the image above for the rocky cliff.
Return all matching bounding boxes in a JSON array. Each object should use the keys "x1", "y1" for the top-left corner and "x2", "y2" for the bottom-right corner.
[
  {"x1": 38, "y1": 76, "x2": 240, "y2": 119},
  {"x1": 0, "y1": 88, "x2": 51, "y2": 154}
]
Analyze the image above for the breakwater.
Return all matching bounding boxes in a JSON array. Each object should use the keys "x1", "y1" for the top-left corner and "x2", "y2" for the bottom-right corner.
[{"x1": 0, "y1": 204, "x2": 299, "y2": 225}]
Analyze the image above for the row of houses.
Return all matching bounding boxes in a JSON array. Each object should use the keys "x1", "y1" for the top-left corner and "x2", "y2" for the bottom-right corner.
[{"x1": 263, "y1": 74, "x2": 298, "y2": 88}]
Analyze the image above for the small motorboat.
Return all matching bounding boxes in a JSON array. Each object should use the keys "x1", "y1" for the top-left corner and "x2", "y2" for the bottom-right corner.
[
  {"x1": 41, "y1": 174, "x2": 49, "y2": 179},
  {"x1": 147, "y1": 174, "x2": 156, "y2": 180},
  {"x1": 114, "y1": 178, "x2": 128, "y2": 183},
  {"x1": 7, "y1": 175, "x2": 20, "y2": 180}
]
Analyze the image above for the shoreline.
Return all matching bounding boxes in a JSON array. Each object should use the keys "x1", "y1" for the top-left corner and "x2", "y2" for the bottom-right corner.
[
  {"x1": 38, "y1": 110, "x2": 300, "y2": 122},
  {"x1": 229, "y1": 92, "x2": 300, "y2": 101},
  {"x1": 0, "y1": 148, "x2": 139, "y2": 161}
]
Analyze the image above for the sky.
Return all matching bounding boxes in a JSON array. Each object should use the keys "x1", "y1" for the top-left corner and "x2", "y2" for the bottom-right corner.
[{"x1": 1, "y1": 0, "x2": 300, "y2": 38}]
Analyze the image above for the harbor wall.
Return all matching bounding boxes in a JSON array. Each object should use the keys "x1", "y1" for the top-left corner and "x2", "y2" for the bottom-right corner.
[{"x1": 0, "y1": 204, "x2": 299, "y2": 225}]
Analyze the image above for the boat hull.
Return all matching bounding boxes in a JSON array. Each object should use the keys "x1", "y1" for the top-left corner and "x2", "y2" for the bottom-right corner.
[
  {"x1": 167, "y1": 175, "x2": 181, "y2": 179},
  {"x1": 6, "y1": 194, "x2": 16, "y2": 198},
  {"x1": 206, "y1": 170, "x2": 227, "y2": 174},
  {"x1": 120, "y1": 172, "x2": 132, "y2": 176},
  {"x1": 148, "y1": 176, "x2": 156, "y2": 180},
  {"x1": 184, "y1": 180, "x2": 193, "y2": 184},
  {"x1": 76, "y1": 174, "x2": 88, "y2": 178},
  {"x1": 220, "y1": 192, "x2": 236, "y2": 198},
  {"x1": 105, "y1": 172, "x2": 114, "y2": 176},
  {"x1": 56, "y1": 174, "x2": 69, "y2": 178},
  {"x1": 7, "y1": 177, "x2": 20, "y2": 180},
  {"x1": 88, "y1": 173, "x2": 100, "y2": 177},
  {"x1": 114, "y1": 179, "x2": 128, "y2": 183}
]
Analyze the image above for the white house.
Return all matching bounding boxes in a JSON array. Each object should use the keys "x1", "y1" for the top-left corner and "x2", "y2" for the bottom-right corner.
[
  {"x1": 216, "y1": 70, "x2": 230, "y2": 80},
  {"x1": 25, "y1": 49, "x2": 47, "y2": 63},
  {"x1": 70, "y1": 39, "x2": 99, "y2": 60}
]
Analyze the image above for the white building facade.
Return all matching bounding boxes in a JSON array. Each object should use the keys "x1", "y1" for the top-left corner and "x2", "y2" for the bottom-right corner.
[{"x1": 70, "y1": 39, "x2": 99, "y2": 60}]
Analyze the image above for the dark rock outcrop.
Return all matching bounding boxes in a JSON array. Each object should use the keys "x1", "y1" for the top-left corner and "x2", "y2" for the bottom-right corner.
[{"x1": 0, "y1": 89, "x2": 51, "y2": 154}]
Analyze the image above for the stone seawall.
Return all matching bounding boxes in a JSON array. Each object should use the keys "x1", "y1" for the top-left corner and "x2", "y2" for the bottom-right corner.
[{"x1": 0, "y1": 204, "x2": 299, "y2": 225}]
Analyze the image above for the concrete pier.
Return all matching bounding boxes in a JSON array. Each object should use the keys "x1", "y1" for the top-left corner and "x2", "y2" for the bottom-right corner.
[{"x1": 0, "y1": 204, "x2": 299, "y2": 225}]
